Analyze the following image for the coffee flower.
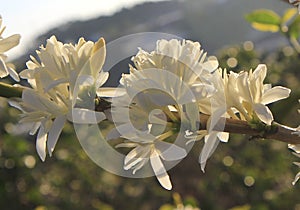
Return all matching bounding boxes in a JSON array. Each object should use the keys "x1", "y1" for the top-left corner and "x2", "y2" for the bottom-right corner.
[
  {"x1": 108, "y1": 68, "x2": 200, "y2": 190},
  {"x1": 130, "y1": 39, "x2": 217, "y2": 100},
  {"x1": 20, "y1": 35, "x2": 108, "y2": 97},
  {"x1": 0, "y1": 16, "x2": 21, "y2": 81},
  {"x1": 235, "y1": 64, "x2": 291, "y2": 125},
  {"x1": 10, "y1": 36, "x2": 108, "y2": 161},
  {"x1": 198, "y1": 65, "x2": 291, "y2": 170}
]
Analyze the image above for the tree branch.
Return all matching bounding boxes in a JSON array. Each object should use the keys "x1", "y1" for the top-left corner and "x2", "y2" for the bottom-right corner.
[
  {"x1": 198, "y1": 114, "x2": 300, "y2": 144},
  {"x1": 96, "y1": 99, "x2": 300, "y2": 145}
]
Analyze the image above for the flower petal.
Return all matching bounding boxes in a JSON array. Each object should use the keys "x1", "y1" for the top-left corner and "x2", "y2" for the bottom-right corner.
[
  {"x1": 36, "y1": 126, "x2": 47, "y2": 161},
  {"x1": 199, "y1": 132, "x2": 219, "y2": 172},
  {"x1": 253, "y1": 103, "x2": 273, "y2": 125},
  {"x1": 0, "y1": 34, "x2": 21, "y2": 53},
  {"x1": 261, "y1": 86, "x2": 291, "y2": 105},
  {"x1": 293, "y1": 172, "x2": 300, "y2": 185},
  {"x1": 47, "y1": 116, "x2": 66, "y2": 156},
  {"x1": 150, "y1": 150, "x2": 172, "y2": 190},
  {"x1": 0, "y1": 57, "x2": 8, "y2": 78},
  {"x1": 7, "y1": 66, "x2": 20, "y2": 82},
  {"x1": 96, "y1": 87, "x2": 126, "y2": 97}
]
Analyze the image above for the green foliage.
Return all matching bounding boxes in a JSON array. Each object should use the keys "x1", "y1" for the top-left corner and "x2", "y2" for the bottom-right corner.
[{"x1": 245, "y1": 10, "x2": 281, "y2": 32}]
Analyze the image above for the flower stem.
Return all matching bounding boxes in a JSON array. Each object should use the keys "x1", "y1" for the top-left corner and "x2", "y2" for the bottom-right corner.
[{"x1": 0, "y1": 82, "x2": 23, "y2": 98}]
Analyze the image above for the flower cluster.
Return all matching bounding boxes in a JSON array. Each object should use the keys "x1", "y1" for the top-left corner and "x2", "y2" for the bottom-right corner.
[
  {"x1": 0, "y1": 14, "x2": 295, "y2": 190},
  {"x1": 106, "y1": 39, "x2": 291, "y2": 189},
  {"x1": 0, "y1": 16, "x2": 20, "y2": 81},
  {"x1": 10, "y1": 36, "x2": 108, "y2": 161}
]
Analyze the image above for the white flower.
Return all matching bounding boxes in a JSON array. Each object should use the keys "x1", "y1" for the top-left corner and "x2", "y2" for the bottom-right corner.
[
  {"x1": 20, "y1": 36, "x2": 108, "y2": 98},
  {"x1": 198, "y1": 64, "x2": 290, "y2": 171},
  {"x1": 236, "y1": 64, "x2": 291, "y2": 125},
  {"x1": 9, "y1": 36, "x2": 109, "y2": 161},
  {"x1": 9, "y1": 89, "x2": 105, "y2": 161},
  {"x1": 130, "y1": 39, "x2": 217, "y2": 100},
  {"x1": 0, "y1": 16, "x2": 21, "y2": 81},
  {"x1": 108, "y1": 63, "x2": 204, "y2": 189},
  {"x1": 115, "y1": 129, "x2": 187, "y2": 190}
]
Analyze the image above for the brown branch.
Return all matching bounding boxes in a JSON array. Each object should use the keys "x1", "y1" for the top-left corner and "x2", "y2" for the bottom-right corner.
[
  {"x1": 96, "y1": 99, "x2": 300, "y2": 145},
  {"x1": 198, "y1": 114, "x2": 300, "y2": 144}
]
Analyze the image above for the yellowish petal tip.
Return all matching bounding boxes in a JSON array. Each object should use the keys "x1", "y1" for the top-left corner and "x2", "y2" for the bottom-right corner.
[{"x1": 93, "y1": 37, "x2": 105, "y2": 54}]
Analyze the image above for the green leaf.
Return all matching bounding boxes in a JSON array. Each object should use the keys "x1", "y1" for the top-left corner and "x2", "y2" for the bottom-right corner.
[
  {"x1": 282, "y1": 8, "x2": 297, "y2": 25},
  {"x1": 245, "y1": 9, "x2": 281, "y2": 32},
  {"x1": 288, "y1": 15, "x2": 300, "y2": 39}
]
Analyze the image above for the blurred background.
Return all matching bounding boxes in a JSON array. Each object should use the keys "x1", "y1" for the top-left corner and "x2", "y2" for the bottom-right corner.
[{"x1": 1, "y1": 0, "x2": 300, "y2": 209}]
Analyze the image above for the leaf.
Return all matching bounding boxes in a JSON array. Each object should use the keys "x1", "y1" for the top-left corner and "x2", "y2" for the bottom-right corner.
[
  {"x1": 288, "y1": 15, "x2": 300, "y2": 39},
  {"x1": 245, "y1": 9, "x2": 281, "y2": 32},
  {"x1": 282, "y1": 8, "x2": 297, "y2": 25}
]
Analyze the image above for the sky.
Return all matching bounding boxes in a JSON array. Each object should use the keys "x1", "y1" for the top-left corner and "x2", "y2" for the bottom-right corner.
[{"x1": 0, "y1": 0, "x2": 164, "y2": 58}]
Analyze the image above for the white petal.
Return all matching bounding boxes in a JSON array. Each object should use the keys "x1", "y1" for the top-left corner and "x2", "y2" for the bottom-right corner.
[
  {"x1": 124, "y1": 146, "x2": 149, "y2": 170},
  {"x1": 91, "y1": 37, "x2": 106, "y2": 75},
  {"x1": 96, "y1": 71, "x2": 109, "y2": 88},
  {"x1": 96, "y1": 87, "x2": 126, "y2": 97},
  {"x1": 288, "y1": 144, "x2": 300, "y2": 153},
  {"x1": 45, "y1": 78, "x2": 68, "y2": 92},
  {"x1": 36, "y1": 126, "x2": 47, "y2": 161},
  {"x1": 253, "y1": 103, "x2": 273, "y2": 125},
  {"x1": 7, "y1": 67, "x2": 20, "y2": 82},
  {"x1": 68, "y1": 108, "x2": 106, "y2": 124},
  {"x1": 202, "y1": 57, "x2": 218, "y2": 72},
  {"x1": 0, "y1": 57, "x2": 8, "y2": 78},
  {"x1": 47, "y1": 116, "x2": 66, "y2": 156},
  {"x1": 0, "y1": 34, "x2": 21, "y2": 53},
  {"x1": 217, "y1": 132, "x2": 229, "y2": 143},
  {"x1": 150, "y1": 150, "x2": 172, "y2": 190},
  {"x1": 8, "y1": 98, "x2": 22, "y2": 110},
  {"x1": 261, "y1": 86, "x2": 291, "y2": 105},
  {"x1": 293, "y1": 172, "x2": 300, "y2": 185},
  {"x1": 199, "y1": 132, "x2": 219, "y2": 172},
  {"x1": 155, "y1": 141, "x2": 187, "y2": 161},
  {"x1": 30, "y1": 122, "x2": 41, "y2": 135}
]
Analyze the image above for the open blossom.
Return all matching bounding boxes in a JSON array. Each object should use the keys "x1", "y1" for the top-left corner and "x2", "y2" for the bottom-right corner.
[
  {"x1": 108, "y1": 68, "x2": 199, "y2": 190},
  {"x1": 235, "y1": 64, "x2": 291, "y2": 125},
  {"x1": 0, "y1": 16, "x2": 21, "y2": 81},
  {"x1": 9, "y1": 36, "x2": 108, "y2": 161},
  {"x1": 20, "y1": 35, "x2": 108, "y2": 97},
  {"x1": 130, "y1": 39, "x2": 218, "y2": 99},
  {"x1": 198, "y1": 64, "x2": 291, "y2": 170}
]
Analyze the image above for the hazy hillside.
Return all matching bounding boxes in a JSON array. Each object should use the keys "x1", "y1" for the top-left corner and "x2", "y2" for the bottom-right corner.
[{"x1": 15, "y1": 0, "x2": 290, "y2": 85}]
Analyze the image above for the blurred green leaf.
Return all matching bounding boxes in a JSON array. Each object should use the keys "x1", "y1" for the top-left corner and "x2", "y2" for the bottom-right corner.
[
  {"x1": 245, "y1": 9, "x2": 281, "y2": 32},
  {"x1": 288, "y1": 15, "x2": 300, "y2": 39},
  {"x1": 282, "y1": 8, "x2": 297, "y2": 26}
]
